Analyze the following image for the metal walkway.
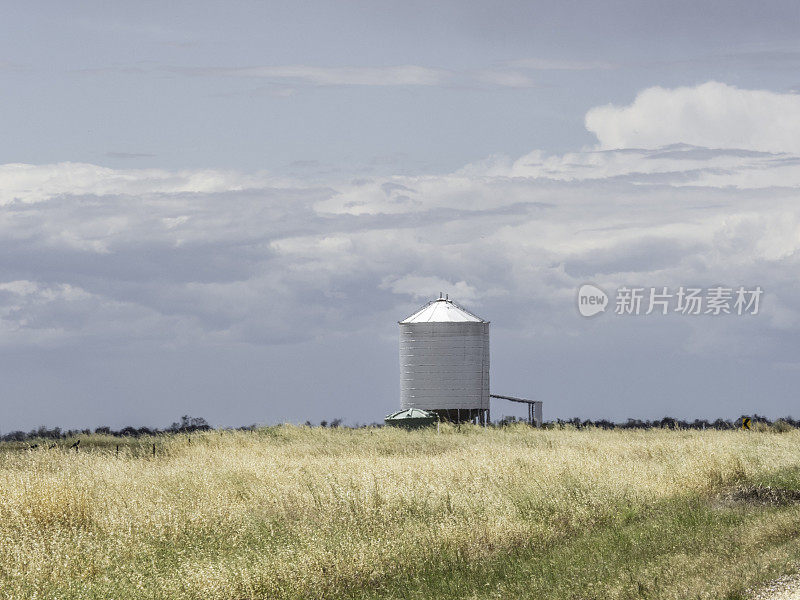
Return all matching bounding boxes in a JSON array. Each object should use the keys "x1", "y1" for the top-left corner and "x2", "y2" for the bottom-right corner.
[{"x1": 490, "y1": 394, "x2": 543, "y2": 427}]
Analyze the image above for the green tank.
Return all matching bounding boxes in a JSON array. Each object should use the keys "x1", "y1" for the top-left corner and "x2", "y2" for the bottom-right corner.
[{"x1": 384, "y1": 408, "x2": 438, "y2": 430}]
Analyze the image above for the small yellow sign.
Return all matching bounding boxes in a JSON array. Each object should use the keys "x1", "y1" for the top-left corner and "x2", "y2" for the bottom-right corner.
[{"x1": 742, "y1": 417, "x2": 751, "y2": 430}]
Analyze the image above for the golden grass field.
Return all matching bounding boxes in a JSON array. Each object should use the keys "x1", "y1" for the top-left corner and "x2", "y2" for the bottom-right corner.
[{"x1": 2, "y1": 425, "x2": 800, "y2": 599}]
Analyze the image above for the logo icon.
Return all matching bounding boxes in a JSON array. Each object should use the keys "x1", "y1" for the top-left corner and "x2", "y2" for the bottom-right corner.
[{"x1": 577, "y1": 283, "x2": 608, "y2": 317}]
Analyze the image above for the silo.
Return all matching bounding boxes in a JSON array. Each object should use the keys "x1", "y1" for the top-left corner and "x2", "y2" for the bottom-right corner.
[{"x1": 399, "y1": 295, "x2": 490, "y2": 423}]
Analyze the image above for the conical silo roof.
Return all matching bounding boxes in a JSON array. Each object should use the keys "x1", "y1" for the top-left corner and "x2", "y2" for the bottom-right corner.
[{"x1": 399, "y1": 296, "x2": 487, "y2": 324}]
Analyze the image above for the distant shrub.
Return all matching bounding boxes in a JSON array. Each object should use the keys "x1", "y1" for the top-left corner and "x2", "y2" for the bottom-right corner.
[
  {"x1": 2, "y1": 431, "x2": 26, "y2": 442},
  {"x1": 772, "y1": 419, "x2": 795, "y2": 433},
  {"x1": 32, "y1": 426, "x2": 63, "y2": 440},
  {"x1": 167, "y1": 416, "x2": 211, "y2": 434}
]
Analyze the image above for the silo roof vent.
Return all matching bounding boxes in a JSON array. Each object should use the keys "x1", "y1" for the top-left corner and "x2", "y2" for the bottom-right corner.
[{"x1": 399, "y1": 296, "x2": 487, "y2": 324}]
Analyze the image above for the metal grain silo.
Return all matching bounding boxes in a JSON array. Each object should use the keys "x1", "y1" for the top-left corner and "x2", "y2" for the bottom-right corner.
[{"x1": 399, "y1": 295, "x2": 490, "y2": 424}]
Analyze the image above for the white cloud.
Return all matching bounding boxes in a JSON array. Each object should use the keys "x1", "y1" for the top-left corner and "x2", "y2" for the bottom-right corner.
[
  {"x1": 380, "y1": 276, "x2": 480, "y2": 304},
  {"x1": 509, "y1": 58, "x2": 617, "y2": 71},
  {"x1": 172, "y1": 64, "x2": 449, "y2": 86},
  {"x1": 586, "y1": 81, "x2": 800, "y2": 154},
  {"x1": 498, "y1": 144, "x2": 800, "y2": 188},
  {"x1": 161, "y1": 63, "x2": 550, "y2": 89},
  {"x1": 0, "y1": 162, "x2": 276, "y2": 205},
  {"x1": 473, "y1": 70, "x2": 535, "y2": 88},
  {"x1": 86, "y1": 58, "x2": 630, "y2": 89}
]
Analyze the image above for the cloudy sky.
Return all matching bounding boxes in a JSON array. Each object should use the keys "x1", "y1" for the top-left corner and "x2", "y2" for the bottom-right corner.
[{"x1": 3, "y1": 1, "x2": 800, "y2": 430}]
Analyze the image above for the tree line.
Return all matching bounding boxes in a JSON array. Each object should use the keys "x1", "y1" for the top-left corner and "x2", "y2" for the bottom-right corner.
[
  {"x1": 499, "y1": 414, "x2": 797, "y2": 430},
  {"x1": 0, "y1": 415, "x2": 211, "y2": 442},
  {"x1": 3, "y1": 413, "x2": 799, "y2": 442}
]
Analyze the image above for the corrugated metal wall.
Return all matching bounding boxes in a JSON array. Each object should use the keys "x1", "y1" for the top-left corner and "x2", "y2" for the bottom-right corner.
[{"x1": 399, "y1": 321, "x2": 489, "y2": 410}]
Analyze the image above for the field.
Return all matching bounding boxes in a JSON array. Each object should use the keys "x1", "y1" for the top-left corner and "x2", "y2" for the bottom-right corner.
[{"x1": 2, "y1": 426, "x2": 800, "y2": 599}]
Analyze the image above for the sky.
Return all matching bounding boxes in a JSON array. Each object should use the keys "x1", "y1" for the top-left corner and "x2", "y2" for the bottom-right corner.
[{"x1": 2, "y1": 1, "x2": 800, "y2": 430}]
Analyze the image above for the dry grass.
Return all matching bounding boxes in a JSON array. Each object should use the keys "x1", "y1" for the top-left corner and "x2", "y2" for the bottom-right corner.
[{"x1": 1, "y1": 425, "x2": 800, "y2": 599}]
